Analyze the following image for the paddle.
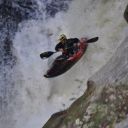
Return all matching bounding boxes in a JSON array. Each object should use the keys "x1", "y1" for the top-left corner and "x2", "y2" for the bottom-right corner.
[{"x1": 40, "y1": 37, "x2": 99, "y2": 59}]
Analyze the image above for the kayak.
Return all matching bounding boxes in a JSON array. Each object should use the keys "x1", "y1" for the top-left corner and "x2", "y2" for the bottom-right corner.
[{"x1": 44, "y1": 38, "x2": 88, "y2": 78}]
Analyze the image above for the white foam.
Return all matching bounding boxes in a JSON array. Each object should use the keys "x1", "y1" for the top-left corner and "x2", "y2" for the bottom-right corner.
[{"x1": 12, "y1": 0, "x2": 128, "y2": 127}]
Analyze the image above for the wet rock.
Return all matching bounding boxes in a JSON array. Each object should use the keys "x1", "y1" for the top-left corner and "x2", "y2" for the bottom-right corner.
[
  {"x1": 124, "y1": 5, "x2": 128, "y2": 23},
  {"x1": 109, "y1": 94, "x2": 116, "y2": 101},
  {"x1": 42, "y1": 82, "x2": 96, "y2": 128}
]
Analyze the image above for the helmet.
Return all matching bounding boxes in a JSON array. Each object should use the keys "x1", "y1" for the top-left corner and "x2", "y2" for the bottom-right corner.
[{"x1": 58, "y1": 34, "x2": 67, "y2": 42}]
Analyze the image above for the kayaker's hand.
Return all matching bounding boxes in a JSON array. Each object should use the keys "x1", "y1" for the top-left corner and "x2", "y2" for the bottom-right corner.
[
  {"x1": 73, "y1": 43, "x2": 77, "y2": 46},
  {"x1": 73, "y1": 43, "x2": 78, "y2": 49},
  {"x1": 63, "y1": 51, "x2": 67, "y2": 55},
  {"x1": 59, "y1": 49, "x2": 67, "y2": 55},
  {"x1": 77, "y1": 43, "x2": 80, "y2": 46},
  {"x1": 80, "y1": 38, "x2": 87, "y2": 42},
  {"x1": 59, "y1": 48, "x2": 64, "y2": 52}
]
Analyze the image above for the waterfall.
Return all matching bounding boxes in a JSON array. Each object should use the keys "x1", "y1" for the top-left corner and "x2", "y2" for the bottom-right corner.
[{"x1": 0, "y1": 0, "x2": 127, "y2": 127}]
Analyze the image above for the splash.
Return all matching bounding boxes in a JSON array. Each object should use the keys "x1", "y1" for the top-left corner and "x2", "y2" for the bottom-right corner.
[{"x1": 11, "y1": 0, "x2": 128, "y2": 127}]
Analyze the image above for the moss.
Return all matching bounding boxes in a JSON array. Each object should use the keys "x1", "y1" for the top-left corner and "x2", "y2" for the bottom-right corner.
[
  {"x1": 42, "y1": 83, "x2": 128, "y2": 128},
  {"x1": 62, "y1": 83, "x2": 96, "y2": 127},
  {"x1": 80, "y1": 84, "x2": 128, "y2": 128},
  {"x1": 85, "y1": 103, "x2": 114, "y2": 128}
]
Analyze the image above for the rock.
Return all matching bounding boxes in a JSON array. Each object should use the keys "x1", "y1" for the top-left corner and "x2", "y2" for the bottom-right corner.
[
  {"x1": 42, "y1": 4, "x2": 128, "y2": 128},
  {"x1": 109, "y1": 94, "x2": 116, "y2": 101},
  {"x1": 124, "y1": 5, "x2": 128, "y2": 23},
  {"x1": 42, "y1": 82, "x2": 96, "y2": 128}
]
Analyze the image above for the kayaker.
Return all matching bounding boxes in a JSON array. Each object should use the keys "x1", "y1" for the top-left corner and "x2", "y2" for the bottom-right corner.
[{"x1": 55, "y1": 34, "x2": 80, "y2": 58}]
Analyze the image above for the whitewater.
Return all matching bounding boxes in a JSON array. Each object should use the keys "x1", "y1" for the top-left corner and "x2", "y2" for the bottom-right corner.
[{"x1": 2, "y1": 0, "x2": 128, "y2": 128}]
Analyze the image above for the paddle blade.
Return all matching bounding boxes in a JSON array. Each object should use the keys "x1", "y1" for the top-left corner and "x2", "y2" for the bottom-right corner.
[
  {"x1": 87, "y1": 37, "x2": 99, "y2": 43},
  {"x1": 40, "y1": 51, "x2": 55, "y2": 59}
]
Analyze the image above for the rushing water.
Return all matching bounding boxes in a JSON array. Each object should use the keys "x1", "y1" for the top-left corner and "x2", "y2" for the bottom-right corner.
[{"x1": 1, "y1": 0, "x2": 128, "y2": 128}]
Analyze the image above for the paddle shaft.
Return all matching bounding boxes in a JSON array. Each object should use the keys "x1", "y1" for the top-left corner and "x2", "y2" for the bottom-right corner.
[{"x1": 40, "y1": 37, "x2": 99, "y2": 59}]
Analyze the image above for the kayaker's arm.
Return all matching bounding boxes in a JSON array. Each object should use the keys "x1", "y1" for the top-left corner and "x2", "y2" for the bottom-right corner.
[
  {"x1": 69, "y1": 38, "x2": 79, "y2": 44},
  {"x1": 55, "y1": 42, "x2": 64, "y2": 52},
  {"x1": 73, "y1": 38, "x2": 80, "y2": 43},
  {"x1": 68, "y1": 38, "x2": 80, "y2": 47},
  {"x1": 69, "y1": 38, "x2": 80, "y2": 50}
]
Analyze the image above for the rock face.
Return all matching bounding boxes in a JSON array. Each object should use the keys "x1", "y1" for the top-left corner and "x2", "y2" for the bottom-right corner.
[
  {"x1": 124, "y1": 5, "x2": 128, "y2": 23},
  {"x1": 42, "y1": 4, "x2": 128, "y2": 128}
]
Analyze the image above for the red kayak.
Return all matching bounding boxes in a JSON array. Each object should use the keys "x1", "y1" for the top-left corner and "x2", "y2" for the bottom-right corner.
[{"x1": 44, "y1": 38, "x2": 88, "y2": 78}]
